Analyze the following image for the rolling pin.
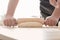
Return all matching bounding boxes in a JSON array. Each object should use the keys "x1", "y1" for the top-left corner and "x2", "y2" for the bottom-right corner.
[
  {"x1": 0, "y1": 18, "x2": 44, "y2": 28},
  {"x1": 0, "y1": 18, "x2": 60, "y2": 28},
  {"x1": 0, "y1": 18, "x2": 44, "y2": 24},
  {"x1": 17, "y1": 18, "x2": 44, "y2": 28},
  {"x1": 17, "y1": 18, "x2": 60, "y2": 28}
]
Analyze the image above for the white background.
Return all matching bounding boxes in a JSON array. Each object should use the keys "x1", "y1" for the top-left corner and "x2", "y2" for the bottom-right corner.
[{"x1": 0, "y1": 0, "x2": 41, "y2": 19}]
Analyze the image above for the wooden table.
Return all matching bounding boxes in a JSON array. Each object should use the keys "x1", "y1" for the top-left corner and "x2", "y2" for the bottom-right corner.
[{"x1": 0, "y1": 26, "x2": 60, "y2": 40}]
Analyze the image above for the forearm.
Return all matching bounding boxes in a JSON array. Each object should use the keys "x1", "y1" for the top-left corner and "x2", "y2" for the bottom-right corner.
[
  {"x1": 51, "y1": 7, "x2": 60, "y2": 19},
  {"x1": 6, "y1": 0, "x2": 19, "y2": 17},
  {"x1": 51, "y1": 0, "x2": 60, "y2": 19}
]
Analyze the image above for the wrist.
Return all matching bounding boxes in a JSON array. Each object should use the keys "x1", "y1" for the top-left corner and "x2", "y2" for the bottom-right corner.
[
  {"x1": 5, "y1": 15, "x2": 13, "y2": 18},
  {"x1": 51, "y1": 15, "x2": 59, "y2": 20}
]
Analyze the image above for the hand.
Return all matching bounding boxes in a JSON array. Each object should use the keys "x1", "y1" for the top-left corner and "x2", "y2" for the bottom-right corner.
[
  {"x1": 4, "y1": 17, "x2": 17, "y2": 27},
  {"x1": 44, "y1": 16, "x2": 59, "y2": 26}
]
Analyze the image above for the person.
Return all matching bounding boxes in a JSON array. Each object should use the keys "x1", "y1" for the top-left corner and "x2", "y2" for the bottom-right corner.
[{"x1": 4, "y1": 0, "x2": 60, "y2": 26}]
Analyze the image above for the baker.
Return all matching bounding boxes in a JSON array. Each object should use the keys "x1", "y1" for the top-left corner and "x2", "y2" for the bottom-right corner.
[{"x1": 3, "y1": 0, "x2": 60, "y2": 27}]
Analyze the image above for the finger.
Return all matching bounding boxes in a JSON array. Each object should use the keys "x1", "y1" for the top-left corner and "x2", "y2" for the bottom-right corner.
[
  {"x1": 7, "y1": 19, "x2": 14, "y2": 28},
  {"x1": 7, "y1": 19, "x2": 12, "y2": 27},
  {"x1": 44, "y1": 18, "x2": 50, "y2": 25},
  {"x1": 10, "y1": 19, "x2": 16, "y2": 28},
  {"x1": 13, "y1": 19, "x2": 17, "y2": 26},
  {"x1": 6, "y1": 19, "x2": 11, "y2": 26},
  {"x1": 44, "y1": 19, "x2": 52, "y2": 26},
  {"x1": 11, "y1": 19, "x2": 17, "y2": 26},
  {"x1": 4, "y1": 19, "x2": 8, "y2": 26},
  {"x1": 50, "y1": 20, "x2": 54, "y2": 26},
  {"x1": 11, "y1": 20, "x2": 15, "y2": 26},
  {"x1": 44, "y1": 20, "x2": 49, "y2": 26},
  {"x1": 48, "y1": 19, "x2": 53, "y2": 26},
  {"x1": 46, "y1": 18, "x2": 55, "y2": 26},
  {"x1": 46, "y1": 20, "x2": 52, "y2": 26},
  {"x1": 51, "y1": 20, "x2": 57, "y2": 26},
  {"x1": 48, "y1": 20, "x2": 55, "y2": 26},
  {"x1": 54, "y1": 20, "x2": 57, "y2": 26},
  {"x1": 4, "y1": 20, "x2": 6, "y2": 26}
]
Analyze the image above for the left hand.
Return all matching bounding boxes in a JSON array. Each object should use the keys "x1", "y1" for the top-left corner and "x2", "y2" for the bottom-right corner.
[{"x1": 44, "y1": 16, "x2": 59, "y2": 26}]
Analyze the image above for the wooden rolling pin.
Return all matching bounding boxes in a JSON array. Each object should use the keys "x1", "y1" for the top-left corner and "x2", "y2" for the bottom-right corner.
[
  {"x1": 0, "y1": 18, "x2": 60, "y2": 28},
  {"x1": 17, "y1": 18, "x2": 60, "y2": 28},
  {"x1": 0, "y1": 18, "x2": 44, "y2": 27},
  {"x1": 17, "y1": 18, "x2": 45, "y2": 28}
]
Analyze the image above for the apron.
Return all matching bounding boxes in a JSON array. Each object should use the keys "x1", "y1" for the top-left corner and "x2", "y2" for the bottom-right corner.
[{"x1": 40, "y1": 0, "x2": 55, "y2": 18}]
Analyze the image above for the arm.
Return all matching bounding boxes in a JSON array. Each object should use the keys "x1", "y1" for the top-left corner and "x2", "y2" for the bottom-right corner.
[
  {"x1": 6, "y1": 0, "x2": 19, "y2": 17},
  {"x1": 4, "y1": 0, "x2": 19, "y2": 26},
  {"x1": 52, "y1": 0, "x2": 60, "y2": 19},
  {"x1": 44, "y1": 0, "x2": 60, "y2": 26},
  {"x1": 52, "y1": 7, "x2": 60, "y2": 19}
]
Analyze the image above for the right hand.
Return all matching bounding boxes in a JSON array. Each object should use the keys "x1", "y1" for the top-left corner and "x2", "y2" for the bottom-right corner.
[{"x1": 4, "y1": 17, "x2": 17, "y2": 27}]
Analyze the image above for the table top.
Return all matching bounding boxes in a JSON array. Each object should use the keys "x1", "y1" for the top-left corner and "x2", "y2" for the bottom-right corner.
[{"x1": 0, "y1": 26, "x2": 60, "y2": 40}]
